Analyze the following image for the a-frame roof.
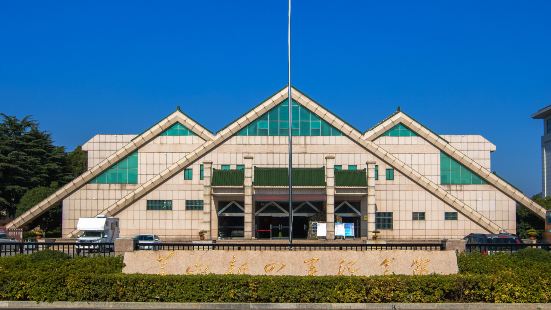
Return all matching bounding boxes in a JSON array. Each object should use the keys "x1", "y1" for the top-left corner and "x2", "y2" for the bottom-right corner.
[
  {"x1": 5, "y1": 108, "x2": 213, "y2": 229},
  {"x1": 71, "y1": 86, "x2": 503, "y2": 236},
  {"x1": 363, "y1": 110, "x2": 546, "y2": 219}
]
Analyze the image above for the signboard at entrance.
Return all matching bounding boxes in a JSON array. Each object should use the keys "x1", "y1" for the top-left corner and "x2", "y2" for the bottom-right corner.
[
  {"x1": 344, "y1": 223, "x2": 354, "y2": 237},
  {"x1": 123, "y1": 250, "x2": 459, "y2": 276},
  {"x1": 335, "y1": 223, "x2": 345, "y2": 237},
  {"x1": 316, "y1": 223, "x2": 326, "y2": 237}
]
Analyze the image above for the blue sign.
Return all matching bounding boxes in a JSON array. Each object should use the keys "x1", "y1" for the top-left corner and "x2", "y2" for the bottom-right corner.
[{"x1": 344, "y1": 223, "x2": 354, "y2": 237}]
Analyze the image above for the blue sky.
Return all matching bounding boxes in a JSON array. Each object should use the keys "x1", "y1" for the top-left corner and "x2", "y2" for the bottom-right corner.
[{"x1": 1, "y1": 1, "x2": 550, "y2": 195}]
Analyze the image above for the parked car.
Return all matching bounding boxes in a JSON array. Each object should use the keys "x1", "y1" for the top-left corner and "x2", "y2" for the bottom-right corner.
[
  {"x1": 464, "y1": 233, "x2": 523, "y2": 254},
  {"x1": 76, "y1": 216, "x2": 119, "y2": 253},
  {"x1": 0, "y1": 232, "x2": 19, "y2": 253},
  {"x1": 133, "y1": 234, "x2": 161, "y2": 250}
]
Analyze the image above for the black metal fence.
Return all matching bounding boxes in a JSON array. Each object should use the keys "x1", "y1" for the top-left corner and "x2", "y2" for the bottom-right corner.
[
  {"x1": 145, "y1": 242, "x2": 447, "y2": 251},
  {"x1": 466, "y1": 243, "x2": 551, "y2": 254},
  {"x1": 0, "y1": 242, "x2": 115, "y2": 257}
]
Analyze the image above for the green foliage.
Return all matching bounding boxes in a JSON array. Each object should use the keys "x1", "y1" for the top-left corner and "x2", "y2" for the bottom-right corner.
[
  {"x1": 1, "y1": 250, "x2": 551, "y2": 303},
  {"x1": 15, "y1": 186, "x2": 61, "y2": 234},
  {"x1": 516, "y1": 194, "x2": 551, "y2": 239},
  {"x1": 0, "y1": 114, "x2": 73, "y2": 217},
  {"x1": 66, "y1": 146, "x2": 87, "y2": 178}
]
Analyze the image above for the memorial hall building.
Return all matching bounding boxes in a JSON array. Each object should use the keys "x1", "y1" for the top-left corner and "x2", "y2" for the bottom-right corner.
[{"x1": 6, "y1": 87, "x2": 547, "y2": 241}]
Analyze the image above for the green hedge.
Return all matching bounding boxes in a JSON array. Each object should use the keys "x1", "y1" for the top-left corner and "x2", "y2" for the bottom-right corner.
[{"x1": 1, "y1": 249, "x2": 551, "y2": 303}]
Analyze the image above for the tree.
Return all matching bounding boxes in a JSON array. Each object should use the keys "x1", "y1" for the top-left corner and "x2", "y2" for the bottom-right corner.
[
  {"x1": 0, "y1": 114, "x2": 72, "y2": 217},
  {"x1": 15, "y1": 185, "x2": 61, "y2": 234},
  {"x1": 516, "y1": 194, "x2": 551, "y2": 239},
  {"x1": 67, "y1": 146, "x2": 88, "y2": 178}
]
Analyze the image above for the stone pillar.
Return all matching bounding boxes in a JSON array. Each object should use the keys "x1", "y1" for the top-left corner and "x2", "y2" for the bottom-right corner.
[
  {"x1": 244, "y1": 156, "x2": 254, "y2": 239},
  {"x1": 366, "y1": 161, "x2": 377, "y2": 240},
  {"x1": 203, "y1": 161, "x2": 217, "y2": 240},
  {"x1": 325, "y1": 155, "x2": 335, "y2": 240}
]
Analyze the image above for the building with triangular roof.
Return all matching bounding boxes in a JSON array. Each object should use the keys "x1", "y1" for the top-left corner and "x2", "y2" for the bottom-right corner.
[{"x1": 6, "y1": 87, "x2": 546, "y2": 241}]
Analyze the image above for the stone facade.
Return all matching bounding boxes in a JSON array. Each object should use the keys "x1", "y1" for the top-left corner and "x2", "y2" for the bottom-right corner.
[{"x1": 10, "y1": 87, "x2": 545, "y2": 241}]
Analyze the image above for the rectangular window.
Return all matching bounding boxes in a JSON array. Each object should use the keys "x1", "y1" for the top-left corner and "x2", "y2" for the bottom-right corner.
[
  {"x1": 385, "y1": 168, "x2": 394, "y2": 180},
  {"x1": 184, "y1": 168, "x2": 193, "y2": 180},
  {"x1": 334, "y1": 165, "x2": 342, "y2": 171},
  {"x1": 412, "y1": 212, "x2": 426, "y2": 221},
  {"x1": 445, "y1": 212, "x2": 458, "y2": 221},
  {"x1": 374, "y1": 165, "x2": 379, "y2": 180},
  {"x1": 146, "y1": 200, "x2": 172, "y2": 211},
  {"x1": 200, "y1": 164, "x2": 204, "y2": 180},
  {"x1": 236, "y1": 164, "x2": 245, "y2": 171},
  {"x1": 547, "y1": 119, "x2": 551, "y2": 134},
  {"x1": 348, "y1": 165, "x2": 357, "y2": 171},
  {"x1": 221, "y1": 164, "x2": 231, "y2": 170},
  {"x1": 375, "y1": 212, "x2": 393, "y2": 230},
  {"x1": 186, "y1": 200, "x2": 204, "y2": 211}
]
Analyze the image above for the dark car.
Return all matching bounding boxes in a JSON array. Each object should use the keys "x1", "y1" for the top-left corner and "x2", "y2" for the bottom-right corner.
[{"x1": 464, "y1": 233, "x2": 523, "y2": 254}]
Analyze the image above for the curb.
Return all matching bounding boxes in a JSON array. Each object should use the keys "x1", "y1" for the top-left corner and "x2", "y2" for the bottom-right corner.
[{"x1": 0, "y1": 302, "x2": 550, "y2": 310}]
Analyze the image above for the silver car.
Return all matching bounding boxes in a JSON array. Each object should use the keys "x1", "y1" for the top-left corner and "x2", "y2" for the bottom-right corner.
[
  {"x1": 0, "y1": 232, "x2": 19, "y2": 253},
  {"x1": 134, "y1": 234, "x2": 161, "y2": 250}
]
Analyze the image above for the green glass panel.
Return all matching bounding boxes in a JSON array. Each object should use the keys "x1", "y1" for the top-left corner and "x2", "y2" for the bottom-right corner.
[
  {"x1": 440, "y1": 152, "x2": 486, "y2": 185},
  {"x1": 334, "y1": 165, "x2": 342, "y2": 171},
  {"x1": 238, "y1": 99, "x2": 343, "y2": 136},
  {"x1": 386, "y1": 168, "x2": 394, "y2": 181},
  {"x1": 221, "y1": 165, "x2": 231, "y2": 170},
  {"x1": 200, "y1": 164, "x2": 204, "y2": 180},
  {"x1": 184, "y1": 168, "x2": 193, "y2": 180},
  {"x1": 90, "y1": 151, "x2": 139, "y2": 184},
  {"x1": 160, "y1": 122, "x2": 196, "y2": 136},
  {"x1": 374, "y1": 165, "x2": 379, "y2": 180},
  {"x1": 348, "y1": 165, "x2": 357, "y2": 171},
  {"x1": 382, "y1": 123, "x2": 418, "y2": 137},
  {"x1": 236, "y1": 164, "x2": 245, "y2": 171}
]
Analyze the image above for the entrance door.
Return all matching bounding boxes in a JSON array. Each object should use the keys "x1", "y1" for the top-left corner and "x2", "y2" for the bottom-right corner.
[{"x1": 218, "y1": 201, "x2": 244, "y2": 239}]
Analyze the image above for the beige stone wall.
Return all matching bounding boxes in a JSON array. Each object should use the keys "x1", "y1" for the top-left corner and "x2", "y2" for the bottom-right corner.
[
  {"x1": 65, "y1": 132, "x2": 516, "y2": 240},
  {"x1": 82, "y1": 134, "x2": 136, "y2": 168}
]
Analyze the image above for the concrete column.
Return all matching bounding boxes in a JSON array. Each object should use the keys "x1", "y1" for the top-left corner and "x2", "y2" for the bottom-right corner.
[
  {"x1": 243, "y1": 156, "x2": 254, "y2": 239},
  {"x1": 203, "y1": 161, "x2": 217, "y2": 240},
  {"x1": 325, "y1": 155, "x2": 335, "y2": 240},
  {"x1": 366, "y1": 161, "x2": 377, "y2": 240}
]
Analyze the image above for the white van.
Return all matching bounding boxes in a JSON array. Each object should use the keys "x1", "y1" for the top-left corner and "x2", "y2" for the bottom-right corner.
[{"x1": 76, "y1": 215, "x2": 119, "y2": 253}]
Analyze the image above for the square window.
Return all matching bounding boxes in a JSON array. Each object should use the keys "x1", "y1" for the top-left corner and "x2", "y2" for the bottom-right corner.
[
  {"x1": 184, "y1": 168, "x2": 193, "y2": 180},
  {"x1": 348, "y1": 165, "x2": 357, "y2": 171},
  {"x1": 334, "y1": 165, "x2": 342, "y2": 171},
  {"x1": 445, "y1": 212, "x2": 458, "y2": 221},
  {"x1": 186, "y1": 200, "x2": 204, "y2": 211},
  {"x1": 412, "y1": 212, "x2": 425, "y2": 221},
  {"x1": 385, "y1": 168, "x2": 394, "y2": 180},
  {"x1": 221, "y1": 165, "x2": 231, "y2": 170},
  {"x1": 375, "y1": 212, "x2": 393, "y2": 230},
  {"x1": 236, "y1": 164, "x2": 245, "y2": 171},
  {"x1": 146, "y1": 200, "x2": 172, "y2": 211}
]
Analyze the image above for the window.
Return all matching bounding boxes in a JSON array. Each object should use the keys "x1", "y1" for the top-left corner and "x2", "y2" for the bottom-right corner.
[
  {"x1": 440, "y1": 152, "x2": 486, "y2": 185},
  {"x1": 445, "y1": 212, "x2": 458, "y2": 221},
  {"x1": 200, "y1": 164, "x2": 204, "y2": 180},
  {"x1": 412, "y1": 212, "x2": 426, "y2": 221},
  {"x1": 334, "y1": 165, "x2": 342, "y2": 171},
  {"x1": 237, "y1": 99, "x2": 343, "y2": 136},
  {"x1": 160, "y1": 122, "x2": 196, "y2": 136},
  {"x1": 184, "y1": 168, "x2": 193, "y2": 180},
  {"x1": 236, "y1": 164, "x2": 245, "y2": 171},
  {"x1": 348, "y1": 165, "x2": 357, "y2": 171},
  {"x1": 374, "y1": 165, "x2": 379, "y2": 180},
  {"x1": 146, "y1": 200, "x2": 172, "y2": 211},
  {"x1": 385, "y1": 168, "x2": 394, "y2": 180},
  {"x1": 547, "y1": 119, "x2": 551, "y2": 134},
  {"x1": 376, "y1": 212, "x2": 393, "y2": 230},
  {"x1": 382, "y1": 123, "x2": 418, "y2": 137},
  {"x1": 221, "y1": 164, "x2": 231, "y2": 170},
  {"x1": 186, "y1": 200, "x2": 204, "y2": 211},
  {"x1": 90, "y1": 151, "x2": 138, "y2": 184}
]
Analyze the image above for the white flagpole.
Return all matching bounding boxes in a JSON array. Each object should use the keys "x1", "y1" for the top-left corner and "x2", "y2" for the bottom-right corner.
[{"x1": 287, "y1": 0, "x2": 293, "y2": 247}]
